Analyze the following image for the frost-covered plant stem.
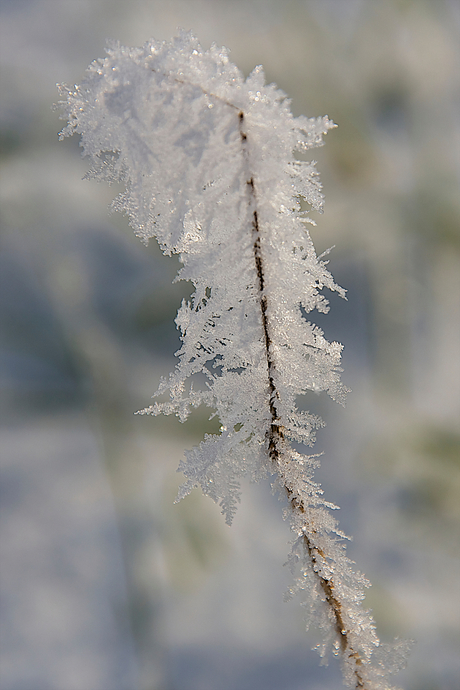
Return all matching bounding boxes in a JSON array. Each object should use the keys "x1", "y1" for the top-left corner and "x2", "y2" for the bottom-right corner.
[
  {"x1": 241, "y1": 107, "x2": 361, "y2": 677},
  {"x1": 240, "y1": 105, "x2": 371, "y2": 690},
  {"x1": 58, "y1": 32, "x2": 408, "y2": 689}
]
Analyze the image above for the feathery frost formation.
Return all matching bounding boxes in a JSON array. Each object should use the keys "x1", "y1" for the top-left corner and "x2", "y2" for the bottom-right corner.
[{"x1": 58, "y1": 32, "x2": 408, "y2": 689}]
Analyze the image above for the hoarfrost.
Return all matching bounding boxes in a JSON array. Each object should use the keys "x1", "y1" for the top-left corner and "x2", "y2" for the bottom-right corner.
[{"x1": 58, "y1": 31, "x2": 408, "y2": 689}]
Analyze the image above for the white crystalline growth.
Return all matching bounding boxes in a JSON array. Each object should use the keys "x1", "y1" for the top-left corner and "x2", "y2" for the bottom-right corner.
[{"x1": 58, "y1": 31, "x2": 409, "y2": 689}]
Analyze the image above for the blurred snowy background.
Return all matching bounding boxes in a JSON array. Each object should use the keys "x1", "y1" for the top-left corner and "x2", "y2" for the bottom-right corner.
[{"x1": 1, "y1": 1, "x2": 459, "y2": 689}]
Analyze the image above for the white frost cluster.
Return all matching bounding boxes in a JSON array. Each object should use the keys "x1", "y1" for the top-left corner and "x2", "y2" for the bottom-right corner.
[{"x1": 58, "y1": 32, "x2": 408, "y2": 689}]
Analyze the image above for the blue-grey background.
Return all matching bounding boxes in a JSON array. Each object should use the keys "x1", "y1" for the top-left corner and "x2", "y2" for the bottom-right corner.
[{"x1": 1, "y1": 1, "x2": 459, "y2": 689}]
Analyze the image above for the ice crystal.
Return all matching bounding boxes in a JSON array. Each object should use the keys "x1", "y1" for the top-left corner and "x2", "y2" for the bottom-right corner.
[{"x1": 58, "y1": 31, "x2": 408, "y2": 689}]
